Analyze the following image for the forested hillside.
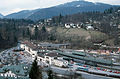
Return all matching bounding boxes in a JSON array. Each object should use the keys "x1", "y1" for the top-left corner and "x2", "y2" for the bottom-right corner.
[
  {"x1": 0, "y1": 19, "x2": 34, "y2": 50},
  {"x1": 51, "y1": 7, "x2": 120, "y2": 35},
  {"x1": 1, "y1": 7, "x2": 120, "y2": 50}
]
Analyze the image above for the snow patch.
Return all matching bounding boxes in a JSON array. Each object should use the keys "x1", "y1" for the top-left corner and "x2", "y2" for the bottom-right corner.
[{"x1": 76, "y1": 5, "x2": 81, "y2": 7}]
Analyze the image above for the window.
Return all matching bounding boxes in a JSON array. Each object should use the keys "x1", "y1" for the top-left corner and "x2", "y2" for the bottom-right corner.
[{"x1": 46, "y1": 57, "x2": 49, "y2": 59}]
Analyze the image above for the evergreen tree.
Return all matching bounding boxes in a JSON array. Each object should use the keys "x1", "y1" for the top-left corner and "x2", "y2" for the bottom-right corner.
[
  {"x1": 34, "y1": 26, "x2": 39, "y2": 40},
  {"x1": 49, "y1": 34, "x2": 56, "y2": 41},
  {"x1": 13, "y1": 35, "x2": 18, "y2": 43},
  {"x1": 48, "y1": 69, "x2": 54, "y2": 79},
  {"x1": 0, "y1": 33, "x2": 3, "y2": 41},
  {"x1": 58, "y1": 14, "x2": 63, "y2": 23},
  {"x1": 26, "y1": 28, "x2": 30, "y2": 36},
  {"x1": 41, "y1": 26, "x2": 46, "y2": 33},
  {"x1": 22, "y1": 30, "x2": 25, "y2": 38},
  {"x1": 40, "y1": 26, "x2": 48, "y2": 41},
  {"x1": 26, "y1": 27, "x2": 31, "y2": 40},
  {"x1": 29, "y1": 57, "x2": 42, "y2": 79},
  {"x1": 0, "y1": 18, "x2": 33, "y2": 50}
]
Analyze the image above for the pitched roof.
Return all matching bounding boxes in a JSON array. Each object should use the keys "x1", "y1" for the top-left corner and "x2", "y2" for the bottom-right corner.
[
  {"x1": 21, "y1": 41, "x2": 38, "y2": 50},
  {"x1": 39, "y1": 43, "x2": 69, "y2": 47},
  {"x1": 0, "y1": 64, "x2": 30, "y2": 76}
]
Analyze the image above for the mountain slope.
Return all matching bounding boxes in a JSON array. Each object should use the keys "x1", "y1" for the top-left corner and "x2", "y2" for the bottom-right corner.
[
  {"x1": 0, "y1": 13, "x2": 3, "y2": 18},
  {"x1": 5, "y1": 10, "x2": 38, "y2": 19},
  {"x1": 5, "y1": 0, "x2": 113, "y2": 21}
]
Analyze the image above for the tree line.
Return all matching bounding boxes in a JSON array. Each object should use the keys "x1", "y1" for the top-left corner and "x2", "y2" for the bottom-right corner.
[{"x1": 0, "y1": 19, "x2": 34, "y2": 50}]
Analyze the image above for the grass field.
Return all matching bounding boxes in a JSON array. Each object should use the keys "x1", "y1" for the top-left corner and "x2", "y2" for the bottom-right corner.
[{"x1": 53, "y1": 27, "x2": 108, "y2": 41}]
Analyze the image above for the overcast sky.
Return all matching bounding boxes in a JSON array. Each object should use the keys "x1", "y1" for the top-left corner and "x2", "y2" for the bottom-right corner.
[{"x1": 0, "y1": 0, "x2": 120, "y2": 15}]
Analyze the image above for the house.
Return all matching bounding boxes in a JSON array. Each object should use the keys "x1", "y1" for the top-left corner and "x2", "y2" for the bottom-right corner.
[
  {"x1": 0, "y1": 64, "x2": 30, "y2": 79},
  {"x1": 20, "y1": 41, "x2": 38, "y2": 59},
  {"x1": 118, "y1": 24, "x2": 120, "y2": 29},
  {"x1": 44, "y1": 52, "x2": 60, "y2": 65},
  {"x1": 65, "y1": 23, "x2": 71, "y2": 28},
  {"x1": 44, "y1": 52, "x2": 68, "y2": 67},
  {"x1": 44, "y1": 18, "x2": 52, "y2": 23},
  {"x1": 37, "y1": 50, "x2": 68, "y2": 67},
  {"x1": 76, "y1": 24, "x2": 81, "y2": 28},
  {"x1": 118, "y1": 10, "x2": 120, "y2": 12},
  {"x1": 44, "y1": 18, "x2": 52, "y2": 26},
  {"x1": 37, "y1": 53, "x2": 46, "y2": 63},
  {"x1": 72, "y1": 25, "x2": 76, "y2": 28},
  {"x1": 86, "y1": 24, "x2": 94, "y2": 30},
  {"x1": 0, "y1": 71, "x2": 17, "y2": 78},
  {"x1": 86, "y1": 26, "x2": 94, "y2": 30},
  {"x1": 65, "y1": 23, "x2": 84, "y2": 29},
  {"x1": 76, "y1": 22, "x2": 84, "y2": 28},
  {"x1": 65, "y1": 23, "x2": 76, "y2": 28},
  {"x1": 70, "y1": 23, "x2": 74, "y2": 27}
]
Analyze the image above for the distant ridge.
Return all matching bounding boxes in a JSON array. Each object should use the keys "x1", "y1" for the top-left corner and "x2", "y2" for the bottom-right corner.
[
  {"x1": 4, "y1": 0, "x2": 114, "y2": 21},
  {"x1": 0, "y1": 13, "x2": 3, "y2": 18}
]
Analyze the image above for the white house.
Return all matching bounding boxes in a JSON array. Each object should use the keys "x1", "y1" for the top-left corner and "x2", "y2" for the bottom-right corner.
[
  {"x1": 0, "y1": 71, "x2": 17, "y2": 78},
  {"x1": 76, "y1": 24, "x2": 81, "y2": 28},
  {"x1": 44, "y1": 52, "x2": 68, "y2": 67},
  {"x1": 20, "y1": 41, "x2": 38, "y2": 60},
  {"x1": 65, "y1": 23, "x2": 83, "y2": 29},
  {"x1": 86, "y1": 24, "x2": 94, "y2": 30},
  {"x1": 44, "y1": 53, "x2": 57, "y2": 65},
  {"x1": 86, "y1": 26, "x2": 94, "y2": 30},
  {"x1": 20, "y1": 43, "x2": 25, "y2": 50},
  {"x1": 65, "y1": 23, "x2": 76, "y2": 28},
  {"x1": 65, "y1": 23, "x2": 71, "y2": 28},
  {"x1": 72, "y1": 25, "x2": 76, "y2": 28},
  {"x1": 37, "y1": 53, "x2": 46, "y2": 63}
]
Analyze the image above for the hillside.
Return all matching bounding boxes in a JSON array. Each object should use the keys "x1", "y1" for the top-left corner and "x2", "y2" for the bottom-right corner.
[
  {"x1": 4, "y1": 10, "x2": 38, "y2": 19},
  {"x1": 0, "y1": 13, "x2": 3, "y2": 18},
  {"x1": 49, "y1": 27, "x2": 109, "y2": 43},
  {"x1": 4, "y1": 0, "x2": 113, "y2": 21}
]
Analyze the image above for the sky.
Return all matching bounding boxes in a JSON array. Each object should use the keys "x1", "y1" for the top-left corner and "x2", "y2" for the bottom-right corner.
[{"x1": 0, "y1": 0, "x2": 120, "y2": 16}]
